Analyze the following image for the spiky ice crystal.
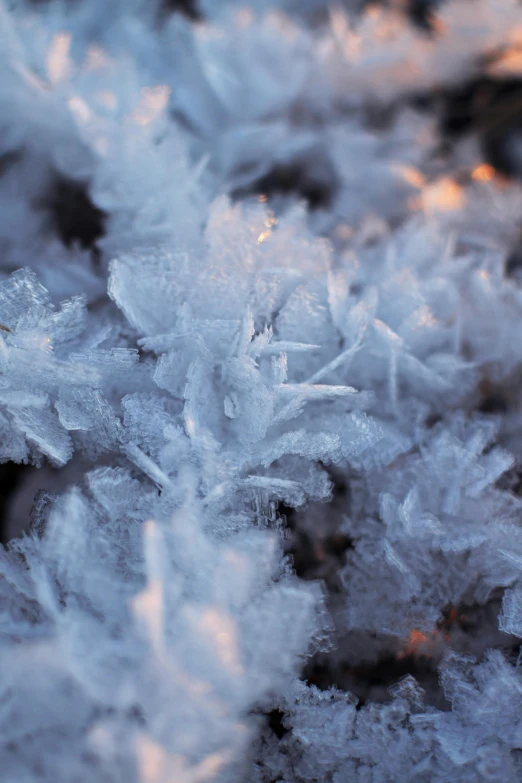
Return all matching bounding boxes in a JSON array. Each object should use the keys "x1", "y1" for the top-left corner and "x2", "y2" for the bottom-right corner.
[{"x1": 1, "y1": 0, "x2": 522, "y2": 781}]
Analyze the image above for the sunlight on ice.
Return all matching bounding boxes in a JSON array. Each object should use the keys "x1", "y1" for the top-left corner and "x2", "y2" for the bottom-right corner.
[
  {"x1": 472, "y1": 163, "x2": 496, "y2": 182},
  {"x1": 391, "y1": 163, "x2": 426, "y2": 189},
  {"x1": 198, "y1": 608, "x2": 243, "y2": 677},
  {"x1": 85, "y1": 43, "x2": 109, "y2": 70},
  {"x1": 133, "y1": 86, "x2": 171, "y2": 126},
  {"x1": 422, "y1": 177, "x2": 464, "y2": 213},
  {"x1": 132, "y1": 577, "x2": 164, "y2": 653},
  {"x1": 132, "y1": 520, "x2": 165, "y2": 655},
  {"x1": 487, "y1": 46, "x2": 522, "y2": 77},
  {"x1": 46, "y1": 32, "x2": 71, "y2": 85},
  {"x1": 257, "y1": 230, "x2": 271, "y2": 244},
  {"x1": 68, "y1": 96, "x2": 91, "y2": 124},
  {"x1": 136, "y1": 736, "x2": 228, "y2": 783}
]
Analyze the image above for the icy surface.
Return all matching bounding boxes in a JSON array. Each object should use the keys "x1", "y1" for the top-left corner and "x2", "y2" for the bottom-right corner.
[{"x1": 0, "y1": 0, "x2": 522, "y2": 781}]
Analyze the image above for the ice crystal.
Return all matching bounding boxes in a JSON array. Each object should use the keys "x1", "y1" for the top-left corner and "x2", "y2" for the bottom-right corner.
[{"x1": 1, "y1": 0, "x2": 522, "y2": 781}]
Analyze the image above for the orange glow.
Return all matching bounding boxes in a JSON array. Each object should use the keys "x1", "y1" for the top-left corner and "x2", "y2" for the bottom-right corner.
[
  {"x1": 399, "y1": 629, "x2": 431, "y2": 658},
  {"x1": 361, "y1": 7, "x2": 403, "y2": 42},
  {"x1": 430, "y1": 15, "x2": 448, "y2": 36},
  {"x1": 422, "y1": 177, "x2": 464, "y2": 213},
  {"x1": 330, "y1": 8, "x2": 360, "y2": 61},
  {"x1": 399, "y1": 608, "x2": 464, "y2": 658},
  {"x1": 366, "y1": 5, "x2": 381, "y2": 19},
  {"x1": 257, "y1": 230, "x2": 271, "y2": 245},
  {"x1": 472, "y1": 163, "x2": 496, "y2": 182},
  {"x1": 488, "y1": 48, "x2": 522, "y2": 77},
  {"x1": 392, "y1": 163, "x2": 426, "y2": 189},
  {"x1": 257, "y1": 212, "x2": 277, "y2": 243},
  {"x1": 440, "y1": 607, "x2": 465, "y2": 630}
]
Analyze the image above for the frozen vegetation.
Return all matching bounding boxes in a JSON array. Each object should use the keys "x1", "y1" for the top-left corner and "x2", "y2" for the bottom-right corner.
[{"x1": 1, "y1": 0, "x2": 522, "y2": 780}]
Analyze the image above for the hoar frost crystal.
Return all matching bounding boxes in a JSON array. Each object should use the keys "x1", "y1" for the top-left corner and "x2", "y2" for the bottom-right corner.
[{"x1": 1, "y1": 0, "x2": 522, "y2": 781}]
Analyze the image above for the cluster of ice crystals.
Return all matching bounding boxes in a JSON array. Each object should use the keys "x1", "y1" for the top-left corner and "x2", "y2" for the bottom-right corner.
[{"x1": 1, "y1": 0, "x2": 522, "y2": 781}]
